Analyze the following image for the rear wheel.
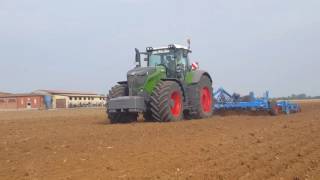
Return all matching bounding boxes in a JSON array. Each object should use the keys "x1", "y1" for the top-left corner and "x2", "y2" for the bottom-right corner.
[
  {"x1": 269, "y1": 101, "x2": 280, "y2": 116},
  {"x1": 150, "y1": 81, "x2": 184, "y2": 122},
  {"x1": 107, "y1": 84, "x2": 138, "y2": 123},
  {"x1": 191, "y1": 76, "x2": 213, "y2": 119}
]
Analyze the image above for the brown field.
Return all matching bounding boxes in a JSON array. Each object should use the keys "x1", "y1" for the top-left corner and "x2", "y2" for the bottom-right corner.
[
  {"x1": 291, "y1": 99, "x2": 320, "y2": 104},
  {"x1": 0, "y1": 102, "x2": 320, "y2": 180}
]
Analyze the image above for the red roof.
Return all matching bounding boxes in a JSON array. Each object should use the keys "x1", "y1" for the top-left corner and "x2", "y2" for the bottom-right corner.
[
  {"x1": 33, "y1": 89, "x2": 98, "y2": 95},
  {"x1": 0, "y1": 93, "x2": 43, "y2": 98}
]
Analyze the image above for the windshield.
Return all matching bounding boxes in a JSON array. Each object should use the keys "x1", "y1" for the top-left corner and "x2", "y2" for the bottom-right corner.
[
  {"x1": 149, "y1": 52, "x2": 177, "y2": 76},
  {"x1": 148, "y1": 50, "x2": 190, "y2": 75},
  {"x1": 149, "y1": 53, "x2": 175, "y2": 67}
]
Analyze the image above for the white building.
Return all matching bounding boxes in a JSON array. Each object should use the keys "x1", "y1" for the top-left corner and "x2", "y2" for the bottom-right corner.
[{"x1": 33, "y1": 90, "x2": 106, "y2": 108}]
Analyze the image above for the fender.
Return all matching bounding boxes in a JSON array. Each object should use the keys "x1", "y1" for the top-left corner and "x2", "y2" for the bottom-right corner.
[
  {"x1": 117, "y1": 81, "x2": 127, "y2": 85},
  {"x1": 186, "y1": 70, "x2": 212, "y2": 84}
]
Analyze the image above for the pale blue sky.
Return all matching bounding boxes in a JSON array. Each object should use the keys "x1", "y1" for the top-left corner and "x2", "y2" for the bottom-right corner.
[{"x1": 0, "y1": 0, "x2": 319, "y2": 97}]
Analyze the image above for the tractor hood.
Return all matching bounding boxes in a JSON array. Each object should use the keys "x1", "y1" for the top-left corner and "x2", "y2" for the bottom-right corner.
[
  {"x1": 127, "y1": 67, "x2": 157, "y2": 96},
  {"x1": 127, "y1": 67, "x2": 156, "y2": 76}
]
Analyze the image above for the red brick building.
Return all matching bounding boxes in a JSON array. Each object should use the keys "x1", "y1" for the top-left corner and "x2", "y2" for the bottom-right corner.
[{"x1": 0, "y1": 94, "x2": 45, "y2": 110}]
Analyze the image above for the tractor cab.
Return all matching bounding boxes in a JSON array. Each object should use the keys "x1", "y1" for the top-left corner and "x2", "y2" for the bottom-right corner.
[{"x1": 136, "y1": 44, "x2": 192, "y2": 79}]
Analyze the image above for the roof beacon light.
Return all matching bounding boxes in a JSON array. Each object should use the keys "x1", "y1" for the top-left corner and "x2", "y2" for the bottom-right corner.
[
  {"x1": 146, "y1": 47, "x2": 153, "y2": 52},
  {"x1": 168, "y1": 44, "x2": 176, "y2": 49}
]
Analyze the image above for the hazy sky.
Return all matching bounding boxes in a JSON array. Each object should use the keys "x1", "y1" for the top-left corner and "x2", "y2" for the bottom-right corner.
[{"x1": 0, "y1": 0, "x2": 319, "y2": 97}]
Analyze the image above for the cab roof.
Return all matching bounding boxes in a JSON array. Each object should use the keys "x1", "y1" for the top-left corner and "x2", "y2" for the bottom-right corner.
[{"x1": 146, "y1": 44, "x2": 192, "y2": 53}]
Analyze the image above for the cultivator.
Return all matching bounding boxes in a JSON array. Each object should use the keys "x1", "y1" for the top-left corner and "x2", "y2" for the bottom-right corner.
[
  {"x1": 276, "y1": 101, "x2": 301, "y2": 114},
  {"x1": 213, "y1": 88, "x2": 301, "y2": 115}
]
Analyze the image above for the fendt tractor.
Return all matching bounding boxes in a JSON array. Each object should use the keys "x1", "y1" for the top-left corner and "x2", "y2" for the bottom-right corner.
[{"x1": 107, "y1": 43, "x2": 213, "y2": 123}]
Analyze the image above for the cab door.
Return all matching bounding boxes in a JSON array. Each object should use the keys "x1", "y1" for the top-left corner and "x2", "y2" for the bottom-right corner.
[{"x1": 176, "y1": 50, "x2": 189, "y2": 81}]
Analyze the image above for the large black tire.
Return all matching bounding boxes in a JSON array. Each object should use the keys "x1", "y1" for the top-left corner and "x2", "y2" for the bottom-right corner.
[
  {"x1": 150, "y1": 81, "x2": 184, "y2": 122},
  {"x1": 143, "y1": 111, "x2": 154, "y2": 122},
  {"x1": 190, "y1": 75, "x2": 213, "y2": 119},
  {"x1": 107, "y1": 84, "x2": 138, "y2": 123}
]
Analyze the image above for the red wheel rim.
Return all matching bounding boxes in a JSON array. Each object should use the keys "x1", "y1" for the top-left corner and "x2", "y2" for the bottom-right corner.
[
  {"x1": 170, "y1": 91, "x2": 182, "y2": 117},
  {"x1": 201, "y1": 87, "x2": 212, "y2": 113}
]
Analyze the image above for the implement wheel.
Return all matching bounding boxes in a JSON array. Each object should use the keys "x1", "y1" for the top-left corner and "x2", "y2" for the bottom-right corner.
[
  {"x1": 107, "y1": 84, "x2": 138, "y2": 123},
  {"x1": 269, "y1": 101, "x2": 280, "y2": 116},
  {"x1": 150, "y1": 81, "x2": 184, "y2": 122}
]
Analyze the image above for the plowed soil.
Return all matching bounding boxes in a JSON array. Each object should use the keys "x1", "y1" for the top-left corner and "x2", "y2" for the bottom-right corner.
[{"x1": 0, "y1": 102, "x2": 320, "y2": 180}]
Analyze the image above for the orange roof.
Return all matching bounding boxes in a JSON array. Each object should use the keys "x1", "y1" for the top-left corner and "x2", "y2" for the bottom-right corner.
[
  {"x1": 33, "y1": 89, "x2": 99, "y2": 95},
  {"x1": 0, "y1": 93, "x2": 44, "y2": 98}
]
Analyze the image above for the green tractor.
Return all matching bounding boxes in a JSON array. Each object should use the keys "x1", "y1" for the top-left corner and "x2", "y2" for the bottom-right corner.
[{"x1": 107, "y1": 44, "x2": 213, "y2": 123}]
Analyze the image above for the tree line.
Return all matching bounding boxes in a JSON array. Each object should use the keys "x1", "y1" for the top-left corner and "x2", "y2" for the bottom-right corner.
[{"x1": 276, "y1": 93, "x2": 320, "y2": 100}]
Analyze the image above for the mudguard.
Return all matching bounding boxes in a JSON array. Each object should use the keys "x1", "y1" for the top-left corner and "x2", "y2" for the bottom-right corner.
[
  {"x1": 186, "y1": 70, "x2": 213, "y2": 84},
  {"x1": 117, "y1": 81, "x2": 127, "y2": 85}
]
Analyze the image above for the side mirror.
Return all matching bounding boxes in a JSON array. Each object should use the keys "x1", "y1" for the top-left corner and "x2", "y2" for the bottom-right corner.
[{"x1": 135, "y1": 48, "x2": 141, "y2": 67}]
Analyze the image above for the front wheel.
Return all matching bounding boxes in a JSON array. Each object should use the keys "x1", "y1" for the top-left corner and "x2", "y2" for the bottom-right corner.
[
  {"x1": 150, "y1": 81, "x2": 184, "y2": 122},
  {"x1": 108, "y1": 112, "x2": 138, "y2": 124},
  {"x1": 106, "y1": 84, "x2": 138, "y2": 123}
]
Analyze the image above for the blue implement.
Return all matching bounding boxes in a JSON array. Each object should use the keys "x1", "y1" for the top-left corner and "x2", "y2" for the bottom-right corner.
[{"x1": 213, "y1": 88, "x2": 301, "y2": 115}]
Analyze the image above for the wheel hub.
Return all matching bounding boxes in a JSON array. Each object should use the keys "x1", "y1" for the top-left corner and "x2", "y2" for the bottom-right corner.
[
  {"x1": 170, "y1": 91, "x2": 182, "y2": 117},
  {"x1": 201, "y1": 87, "x2": 212, "y2": 113}
]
